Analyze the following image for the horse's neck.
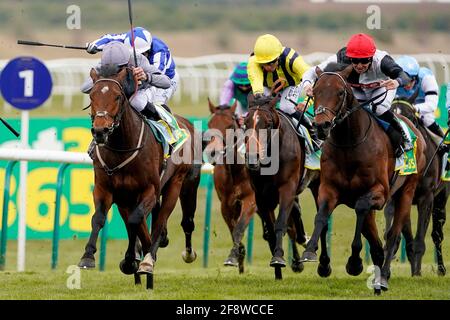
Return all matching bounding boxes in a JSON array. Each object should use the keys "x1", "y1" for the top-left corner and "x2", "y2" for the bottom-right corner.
[{"x1": 330, "y1": 103, "x2": 369, "y2": 147}]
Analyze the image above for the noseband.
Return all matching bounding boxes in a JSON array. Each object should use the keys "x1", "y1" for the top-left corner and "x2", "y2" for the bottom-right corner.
[
  {"x1": 91, "y1": 78, "x2": 127, "y2": 135},
  {"x1": 314, "y1": 72, "x2": 356, "y2": 128}
]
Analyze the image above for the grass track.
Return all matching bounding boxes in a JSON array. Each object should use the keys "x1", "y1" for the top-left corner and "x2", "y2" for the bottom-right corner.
[{"x1": 1, "y1": 190, "x2": 449, "y2": 300}]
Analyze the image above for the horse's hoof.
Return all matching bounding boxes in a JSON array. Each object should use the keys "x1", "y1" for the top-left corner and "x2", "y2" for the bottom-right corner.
[
  {"x1": 291, "y1": 260, "x2": 304, "y2": 273},
  {"x1": 160, "y1": 236, "x2": 169, "y2": 248},
  {"x1": 317, "y1": 263, "x2": 332, "y2": 278},
  {"x1": 437, "y1": 265, "x2": 447, "y2": 276},
  {"x1": 300, "y1": 251, "x2": 318, "y2": 262},
  {"x1": 182, "y1": 249, "x2": 197, "y2": 263},
  {"x1": 119, "y1": 259, "x2": 139, "y2": 275},
  {"x1": 345, "y1": 257, "x2": 363, "y2": 276},
  {"x1": 224, "y1": 257, "x2": 239, "y2": 267},
  {"x1": 137, "y1": 253, "x2": 154, "y2": 274},
  {"x1": 374, "y1": 288, "x2": 382, "y2": 296},
  {"x1": 78, "y1": 257, "x2": 95, "y2": 269},
  {"x1": 412, "y1": 270, "x2": 422, "y2": 277},
  {"x1": 380, "y1": 277, "x2": 389, "y2": 291},
  {"x1": 270, "y1": 256, "x2": 286, "y2": 268}
]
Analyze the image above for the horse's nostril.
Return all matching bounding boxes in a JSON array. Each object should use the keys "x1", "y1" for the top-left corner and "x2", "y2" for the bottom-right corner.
[
  {"x1": 323, "y1": 121, "x2": 331, "y2": 129},
  {"x1": 103, "y1": 127, "x2": 109, "y2": 133}
]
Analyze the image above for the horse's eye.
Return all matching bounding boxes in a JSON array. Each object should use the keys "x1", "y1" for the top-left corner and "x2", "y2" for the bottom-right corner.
[
  {"x1": 338, "y1": 90, "x2": 345, "y2": 97},
  {"x1": 116, "y1": 95, "x2": 121, "y2": 101}
]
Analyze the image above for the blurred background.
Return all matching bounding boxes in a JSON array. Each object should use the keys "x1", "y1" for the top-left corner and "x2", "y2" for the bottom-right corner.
[{"x1": 1, "y1": 0, "x2": 449, "y2": 118}]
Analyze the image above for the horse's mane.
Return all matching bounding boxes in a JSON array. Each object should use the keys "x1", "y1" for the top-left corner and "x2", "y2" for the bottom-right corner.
[
  {"x1": 98, "y1": 64, "x2": 122, "y2": 78},
  {"x1": 249, "y1": 95, "x2": 274, "y2": 107},
  {"x1": 323, "y1": 62, "x2": 349, "y2": 73}
]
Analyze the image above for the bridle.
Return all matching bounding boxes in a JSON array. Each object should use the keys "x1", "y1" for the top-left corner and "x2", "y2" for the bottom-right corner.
[
  {"x1": 208, "y1": 108, "x2": 241, "y2": 156},
  {"x1": 90, "y1": 78, "x2": 127, "y2": 136},
  {"x1": 314, "y1": 72, "x2": 358, "y2": 129},
  {"x1": 90, "y1": 77, "x2": 146, "y2": 175},
  {"x1": 314, "y1": 71, "x2": 373, "y2": 148}
]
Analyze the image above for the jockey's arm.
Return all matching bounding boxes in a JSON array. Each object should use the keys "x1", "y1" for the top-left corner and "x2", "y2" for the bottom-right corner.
[
  {"x1": 247, "y1": 56, "x2": 265, "y2": 95},
  {"x1": 291, "y1": 54, "x2": 311, "y2": 80},
  {"x1": 136, "y1": 54, "x2": 170, "y2": 89},
  {"x1": 220, "y1": 79, "x2": 235, "y2": 105},
  {"x1": 301, "y1": 54, "x2": 337, "y2": 96},
  {"x1": 89, "y1": 32, "x2": 127, "y2": 51},
  {"x1": 415, "y1": 74, "x2": 439, "y2": 113},
  {"x1": 380, "y1": 55, "x2": 411, "y2": 88}
]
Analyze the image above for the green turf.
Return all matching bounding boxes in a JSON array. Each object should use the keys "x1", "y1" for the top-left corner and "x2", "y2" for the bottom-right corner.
[{"x1": 0, "y1": 189, "x2": 449, "y2": 300}]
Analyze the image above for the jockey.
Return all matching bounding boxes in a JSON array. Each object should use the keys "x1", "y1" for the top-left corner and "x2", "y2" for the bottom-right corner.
[
  {"x1": 395, "y1": 55, "x2": 444, "y2": 138},
  {"x1": 302, "y1": 33, "x2": 412, "y2": 157},
  {"x1": 85, "y1": 27, "x2": 178, "y2": 114},
  {"x1": 220, "y1": 62, "x2": 252, "y2": 123},
  {"x1": 81, "y1": 41, "x2": 171, "y2": 120},
  {"x1": 247, "y1": 34, "x2": 321, "y2": 150}
]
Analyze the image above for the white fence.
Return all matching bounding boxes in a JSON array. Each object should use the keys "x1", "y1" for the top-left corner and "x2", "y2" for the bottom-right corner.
[{"x1": 1, "y1": 53, "x2": 450, "y2": 112}]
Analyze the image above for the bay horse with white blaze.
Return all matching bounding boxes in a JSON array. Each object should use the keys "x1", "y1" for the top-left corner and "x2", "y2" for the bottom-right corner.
[
  {"x1": 78, "y1": 66, "x2": 201, "y2": 289},
  {"x1": 300, "y1": 63, "x2": 426, "y2": 294},
  {"x1": 244, "y1": 94, "x2": 320, "y2": 280}
]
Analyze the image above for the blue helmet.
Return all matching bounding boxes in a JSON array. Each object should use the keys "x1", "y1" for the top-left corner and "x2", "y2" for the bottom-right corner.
[
  {"x1": 396, "y1": 55, "x2": 420, "y2": 78},
  {"x1": 124, "y1": 27, "x2": 152, "y2": 54}
]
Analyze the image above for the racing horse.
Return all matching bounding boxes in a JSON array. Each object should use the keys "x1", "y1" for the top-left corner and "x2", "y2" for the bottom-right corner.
[
  {"x1": 244, "y1": 93, "x2": 320, "y2": 280},
  {"x1": 204, "y1": 99, "x2": 308, "y2": 274},
  {"x1": 300, "y1": 63, "x2": 426, "y2": 294},
  {"x1": 78, "y1": 65, "x2": 201, "y2": 288},
  {"x1": 389, "y1": 93, "x2": 449, "y2": 276}
]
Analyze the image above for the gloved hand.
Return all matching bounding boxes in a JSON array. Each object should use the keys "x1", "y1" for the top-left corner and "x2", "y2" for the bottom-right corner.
[{"x1": 86, "y1": 42, "x2": 100, "y2": 54}]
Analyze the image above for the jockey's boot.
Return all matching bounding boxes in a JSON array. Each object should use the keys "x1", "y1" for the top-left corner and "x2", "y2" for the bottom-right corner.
[
  {"x1": 379, "y1": 110, "x2": 407, "y2": 158},
  {"x1": 428, "y1": 121, "x2": 449, "y2": 155},
  {"x1": 141, "y1": 102, "x2": 161, "y2": 121},
  {"x1": 292, "y1": 111, "x2": 321, "y2": 152},
  {"x1": 161, "y1": 103, "x2": 172, "y2": 113}
]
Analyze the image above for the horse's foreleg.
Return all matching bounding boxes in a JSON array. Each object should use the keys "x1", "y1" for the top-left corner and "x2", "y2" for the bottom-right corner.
[
  {"x1": 78, "y1": 189, "x2": 112, "y2": 269},
  {"x1": 346, "y1": 192, "x2": 376, "y2": 276},
  {"x1": 227, "y1": 195, "x2": 256, "y2": 272},
  {"x1": 382, "y1": 183, "x2": 415, "y2": 291},
  {"x1": 301, "y1": 186, "x2": 338, "y2": 262},
  {"x1": 179, "y1": 169, "x2": 201, "y2": 263},
  {"x1": 270, "y1": 182, "x2": 297, "y2": 268},
  {"x1": 151, "y1": 178, "x2": 184, "y2": 262},
  {"x1": 317, "y1": 222, "x2": 331, "y2": 277},
  {"x1": 383, "y1": 200, "x2": 395, "y2": 242},
  {"x1": 432, "y1": 189, "x2": 448, "y2": 276}
]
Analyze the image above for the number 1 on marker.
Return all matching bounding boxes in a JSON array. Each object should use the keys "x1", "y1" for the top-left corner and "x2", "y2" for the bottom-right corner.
[{"x1": 18, "y1": 70, "x2": 34, "y2": 97}]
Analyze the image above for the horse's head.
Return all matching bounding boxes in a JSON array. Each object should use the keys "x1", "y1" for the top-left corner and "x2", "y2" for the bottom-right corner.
[
  {"x1": 391, "y1": 87, "x2": 420, "y2": 126},
  {"x1": 204, "y1": 99, "x2": 238, "y2": 164},
  {"x1": 312, "y1": 64, "x2": 354, "y2": 139},
  {"x1": 244, "y1": 94, "x2": 280, "y2": 171},
  {"x1": 89, "y1": 65, "x2": 137, "y2": 145}
]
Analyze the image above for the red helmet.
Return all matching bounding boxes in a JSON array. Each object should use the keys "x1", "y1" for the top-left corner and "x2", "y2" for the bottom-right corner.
[{"x1": 346, "y1": 33, "x2": 376, "y2": 58}]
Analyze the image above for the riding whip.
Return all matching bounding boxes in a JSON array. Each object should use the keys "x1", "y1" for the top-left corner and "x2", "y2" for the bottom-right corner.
[
  {"x1": 0, "y1": 117, "x2": 20, "y2": 138},
  {"x1": 127, "y1": 0, "x2": 138, "y2": 67},
  {"x1": 17, "y1": 40, "x2": 89, "y2": 51},
  {"x1": 423, "y1": 128, "x2": 450, "y2": 177}
]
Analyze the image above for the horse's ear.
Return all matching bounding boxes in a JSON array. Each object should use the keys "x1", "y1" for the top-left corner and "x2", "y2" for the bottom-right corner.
[
  {"x1": 207, "y1": 97, "x2": 216, "y2": 114},
  {"x1": 247, "y1": 93, "x2": 255, "y2": 107},
  {"x1": 340, "y1": 64, "x2": 353, "y2": 79},
  {"x1": 90, "y1": 68, "x2": 99, "y2": 82},
  {"x1": 315, "y1": 66, "x2": 323, "y2": 77},
  {"x1": 116, "y1": 67, "x2": 128, "y2": 82},
  {"x1": 230, "y1": 100, "x2": 238, "y2": 114},
  {"x1": 270, "y1": 94, "x2": 280, "y2": 109}
]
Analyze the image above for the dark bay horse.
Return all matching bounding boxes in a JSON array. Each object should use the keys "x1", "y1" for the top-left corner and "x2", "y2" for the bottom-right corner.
[
  {"x1": 204, "y1": 99, "x2": 258, "y2": 273},
  {"x1": 78, "y1": 66, "x2": 201, "y2": 288},
  {"x1": 390, "y1": 95, "x2": 449, "y2": 276},
  {"x1": 300, "y1": 64, "x2": 426, "y2": 294},
  {"x1": 244, "y1": 94, "x2": 320, "y2": 280},
  {"x1": 204, "y1": 99, "x2": 308, "y2": 274}
]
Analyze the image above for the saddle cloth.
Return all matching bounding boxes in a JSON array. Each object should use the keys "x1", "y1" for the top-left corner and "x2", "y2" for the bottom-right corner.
[
  {"x1": 147, "y1": 104, "x2": 190, "y2": 158},
  {"x1": 394, "y1": 119, "x2": 417, "y2": 176}
]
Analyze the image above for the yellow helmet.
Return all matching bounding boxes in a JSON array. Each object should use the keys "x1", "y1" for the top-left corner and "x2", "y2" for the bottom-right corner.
[{"x1": 254, "y1": 34, "x2": 283, "y2": 64}]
